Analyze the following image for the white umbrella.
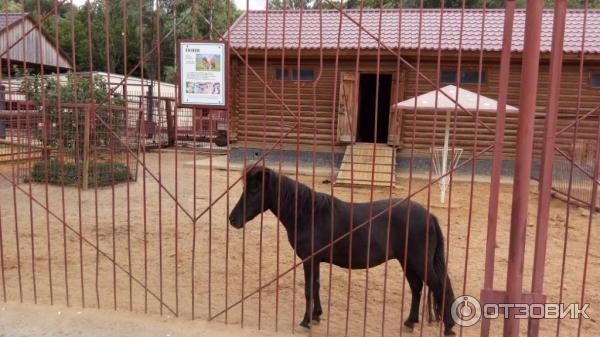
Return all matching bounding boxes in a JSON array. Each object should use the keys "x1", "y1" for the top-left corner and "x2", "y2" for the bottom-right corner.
[{"x1": 395, "y1": 85, "x2": 518, "y2": 203}]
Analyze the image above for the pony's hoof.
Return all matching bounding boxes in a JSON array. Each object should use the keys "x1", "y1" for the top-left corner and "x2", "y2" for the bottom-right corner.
[
  {"x1": 294, "y1": 325, "x2": 310, "y2": 334},
  {"x1": 312, "y1": 316, "x2": 321, "y2": 324},
  {"x1": 403, "y1": 321, "x2": 415, "y2": 333},
  {"x1": 444, "y1": 328, "x2": 456, "y2": 336},
  {"x1": 299, "y1": 321, "x2": 310, "y2": 329}
]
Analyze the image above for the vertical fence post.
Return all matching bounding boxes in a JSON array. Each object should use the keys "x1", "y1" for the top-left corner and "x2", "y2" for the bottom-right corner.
[
  {"x1": 166, "y1": 99, "x2": 175, "y2": 147},
  {"x1": 528, "y1": 0, "x2": 567, "y2": 336},
  {"x1": 481, "y1": 1, "x2": 515, "y2": 335},
  {"x1": 0, "y1": 84, "x2": 6, "y2": 110},
  {"x1": 504, "y1": 0, "x2": 544, "y2": 336},
  {"x1": 82, "y1": 105, "x2": 90, "y2": 190}
]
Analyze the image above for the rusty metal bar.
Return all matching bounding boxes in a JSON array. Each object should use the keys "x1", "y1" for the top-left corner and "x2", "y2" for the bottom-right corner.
[
  {"x1": 344, "y1": 2, "x2": 365, "y2": 335},
  {"x1": 362, "y1": 2, "x2": 384, "y2": 336},
  {"x1": 481, "y1": 1, "x2": 515, "y2": 333},
  {"x1": 553, "y1": 147, "x2": 600, "y2": 184},
  {"x1": 576, "y1": 105, "x2": 600, "y2": 337},
  {"x1": 556, "y1": 2, "x2": 589, "y2": 336},
  {"x1": 51, "y1": 0, "x2": 70, "y2": 308},
  {"x1": 36, "y1": 0, "x2": 53, "y2": 306},
  {"x1": 121, "y1": 0, "x2": 133, "y2": 313},
  {"x1": 0, "y1": 184, "x2": 5, "y2": 301},
  {"x1": 527, "y1": 1, "x2": 567, "y2": 335},
  {"x1": 504, "y1": 0, "x2": 544, "y2": 335}
]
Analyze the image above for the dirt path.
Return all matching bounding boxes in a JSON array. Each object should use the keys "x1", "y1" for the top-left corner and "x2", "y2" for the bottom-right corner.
[
  {"x1": 0, "y1": 302, "x2": 293, "y2": 337},
  {"x1": 0, "y1": 151, "x2": 598, "y2": 337}
]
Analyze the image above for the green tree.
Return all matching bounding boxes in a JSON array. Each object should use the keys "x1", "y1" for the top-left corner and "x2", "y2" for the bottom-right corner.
[{"x1": 269, "y1": 0, "x2": 318, "y2": 9}]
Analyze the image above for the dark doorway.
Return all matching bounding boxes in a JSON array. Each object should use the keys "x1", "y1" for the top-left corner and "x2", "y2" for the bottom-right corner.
[{"x1": 357, "y1": 73, "x2": 392, "y2": 143}]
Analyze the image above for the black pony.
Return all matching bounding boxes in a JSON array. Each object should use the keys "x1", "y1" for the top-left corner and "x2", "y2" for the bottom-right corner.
[{"x1": 229, "y1": 166, "x2": 456, "y2": 336}]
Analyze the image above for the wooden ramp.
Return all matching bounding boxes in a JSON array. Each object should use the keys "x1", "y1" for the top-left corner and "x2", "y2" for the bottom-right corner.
[{"x1": 335, "y1": 143, "x2": 396, "y2": 187}]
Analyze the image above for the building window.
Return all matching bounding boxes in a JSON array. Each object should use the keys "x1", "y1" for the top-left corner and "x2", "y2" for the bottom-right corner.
[
  {"x1": 291, "y1": 68, "x2": 315, "y2": 81},
  {"x1": 441, "y1": 71, "x2": 456, "y2": 84},
  {"x1": 441, "y1": 69, "x2": 486, "y2": 84},
  {"x1": 275, "y1": 68, "x2": 288, "y2": 80},
  {"x1": 274, "y1": 67, "x2": 315, "y2": 81},
  {"x1": 591, "y1": 73, "x2": 600, "y2": 88}
]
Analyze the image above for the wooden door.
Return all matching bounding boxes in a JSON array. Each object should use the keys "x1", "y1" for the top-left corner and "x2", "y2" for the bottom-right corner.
[
  {"x1": 336, "y1": 72, "x2": 358, "y2": 143},
  {"x1": 388, "y1": 70, "x2": 405, "y2": 147}
]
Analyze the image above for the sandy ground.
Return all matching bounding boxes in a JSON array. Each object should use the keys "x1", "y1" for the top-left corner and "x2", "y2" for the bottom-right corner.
[
  {"x1": 0, "y1": 302, "x2": 291, "y2": 337},
  {"x1": 0, "y1": 150, "x2": 598, "y2": 337}
]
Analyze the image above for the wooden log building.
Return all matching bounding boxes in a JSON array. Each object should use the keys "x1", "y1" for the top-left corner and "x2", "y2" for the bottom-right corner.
[{"x1": 225, "y1": 9, "x2": 600, "y2": 157}]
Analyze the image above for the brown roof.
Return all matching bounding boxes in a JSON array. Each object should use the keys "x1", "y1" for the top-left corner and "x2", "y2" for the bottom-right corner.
[
  {"x1": 0, "y1": 13, "x2": 26, "y2": 32},
  {"x1": 226, "y1": 9, "x2": 600, "y2": 54}
]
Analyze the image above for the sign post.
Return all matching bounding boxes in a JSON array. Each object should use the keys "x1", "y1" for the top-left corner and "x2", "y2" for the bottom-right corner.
[
  {"x1": 177, "y1": 40, "x2": 228, "y2": 109},
  {"x1": 177, "y1": 40, "x2": 228, "y2": 144}
]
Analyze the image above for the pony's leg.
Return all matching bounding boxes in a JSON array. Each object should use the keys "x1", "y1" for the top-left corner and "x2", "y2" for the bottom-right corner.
[
  {"x1": 427, "y1": 288, "x2": 439, "y2": 323},
  {"x1": 404, "y1": 269, "x2": 423, "y2": 331},
  {"x1": 300, "y1": 260, "x2": 317, "y2": 328},
  {"x1": 426, "y1": 272, "x2": 455, "y2": 336},
  {"x1": 312, "y1": 262, "x2": 322, "y2": 322}
]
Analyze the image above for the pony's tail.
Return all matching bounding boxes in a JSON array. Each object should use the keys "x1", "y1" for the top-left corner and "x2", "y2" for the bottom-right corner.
[{"x1": 431, "y1": 215, "x2": 455, "y2": 327}]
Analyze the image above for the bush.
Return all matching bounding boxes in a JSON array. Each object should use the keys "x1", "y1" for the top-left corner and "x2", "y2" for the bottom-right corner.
[{"x1": 30, "y1": 159, "x2": 132, "y2": 187}]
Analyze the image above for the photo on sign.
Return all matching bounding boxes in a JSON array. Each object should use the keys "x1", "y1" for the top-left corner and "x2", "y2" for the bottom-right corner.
[
  {"x1": 196, "y1": 54, "x2": 221, "y2": 71},
  {"x1": 186, "y1": 81, "x2": 221, "y2": 95}
]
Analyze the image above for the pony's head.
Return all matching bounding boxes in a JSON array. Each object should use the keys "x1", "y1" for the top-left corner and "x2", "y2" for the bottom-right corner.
[{"x1": 229, "y1": 166, "x2": 272, "y2": 229}]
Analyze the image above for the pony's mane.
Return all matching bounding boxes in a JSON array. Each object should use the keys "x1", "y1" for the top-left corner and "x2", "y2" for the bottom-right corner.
[{"x1": 241, "y1": 165, "x2": 334, "y2": 211}]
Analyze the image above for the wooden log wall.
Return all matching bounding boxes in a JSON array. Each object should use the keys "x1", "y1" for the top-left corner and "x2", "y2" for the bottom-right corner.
[
  {"x1": 230, "y1": 56, "x2": 407, "y2": 148},
  {"x1": 401, "y1": 61, "x2": 600, "y2": 158},
  {"x1": 230, "y1": 53, "x2": 600, "y2": 159}
]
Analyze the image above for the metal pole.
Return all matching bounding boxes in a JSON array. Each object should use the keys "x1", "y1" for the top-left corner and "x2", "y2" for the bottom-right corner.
[
  {"x1": 481, "y1": 3, "x2": 515, "y2": 333},
  {"x1": 528, "y1": 0, "x2": 567, "y2": 336},
  {"x1": 504, "y1": 0, "x2": 544, "y2": 336},
  {"x1": 441, "y1": 109, "x2": 450, "y2": 203},
  {"x1": 83, "y1": 106, "x2": 90, "y2": 190}
]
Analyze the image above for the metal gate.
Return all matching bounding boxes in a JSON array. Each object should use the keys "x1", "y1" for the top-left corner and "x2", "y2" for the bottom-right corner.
[{"x1": 0, "y1": 1, "x2": 598, "y2": 337}]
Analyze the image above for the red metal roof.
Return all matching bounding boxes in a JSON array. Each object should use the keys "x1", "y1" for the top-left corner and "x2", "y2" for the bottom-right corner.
[{"x1": 226, "y1": 9, "x2": 600, "y2": 54}]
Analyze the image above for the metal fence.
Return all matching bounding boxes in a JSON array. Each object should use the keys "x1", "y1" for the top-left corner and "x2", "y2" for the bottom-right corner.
[{"x1": 0, "y1": 2, "x2": 598, "y2": 337}]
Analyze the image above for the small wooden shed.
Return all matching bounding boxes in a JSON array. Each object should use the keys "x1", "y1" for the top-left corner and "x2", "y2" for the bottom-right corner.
[{"x1": 0, "y1": 13, "x2": 72, "y2": 71}]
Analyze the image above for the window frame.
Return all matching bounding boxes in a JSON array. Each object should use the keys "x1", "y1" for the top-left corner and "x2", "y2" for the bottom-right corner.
[
  {"x1": 441, "y1": 67, "x2": 487, "y2": 85},
  {"x1": 590, "y1": 72, "x2": 600, "y2": 88},
  {"x1": 272, "y1": 66, "x2": 316, "y2": 82}
]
